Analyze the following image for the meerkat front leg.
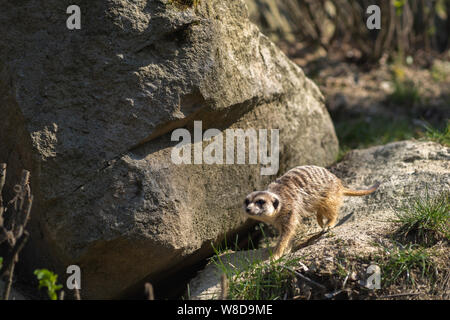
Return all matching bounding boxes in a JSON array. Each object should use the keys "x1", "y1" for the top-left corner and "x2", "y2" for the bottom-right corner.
[{"x1": 272, "y1": 213, "x2": 298, "y2": 260}]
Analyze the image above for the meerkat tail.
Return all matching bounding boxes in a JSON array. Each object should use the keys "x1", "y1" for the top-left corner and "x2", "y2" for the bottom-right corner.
[{"x1": 342, "y1": 182, "x2": 380, "y2": 196}]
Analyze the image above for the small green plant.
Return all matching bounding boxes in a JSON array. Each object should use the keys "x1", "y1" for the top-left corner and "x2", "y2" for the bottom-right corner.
[
  {"x1": 424, "y1": 121, "x2": 450, "y2": 147},
  {"x1": 431, "y1": 60, "x2": 450, "y2": 82},
  {"x1": 392, "y1": 190, "x2": 449, "y2": 245},
  {"x1": 431, "y1": 66, "x2": 447, "y2": 82},
  {"x1": 0, "y1": 257, "x2": 2, "y2": 269},
  {"x1": 387, "y1": 64, "x2": 421, "y2": 106},
  {"x1": 335, "y1": 260, "x2": 349, "y2": 279},
  {"x1": 34, "y1": 269, "x2": 63, "y2": 300},
  {"x1": 375, "y1": 243, "x2": 435, "y2": 287},
  {"x1": 393, "y1": 0, "x2": 406, "y2": 16}
]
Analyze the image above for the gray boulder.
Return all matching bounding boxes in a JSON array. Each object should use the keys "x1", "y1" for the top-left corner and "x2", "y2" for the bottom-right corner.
[{"x1": 0, "y1": 0, "x2": 337, "y2": 298}]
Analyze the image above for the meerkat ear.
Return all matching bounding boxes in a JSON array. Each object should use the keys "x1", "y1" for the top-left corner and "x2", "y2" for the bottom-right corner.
[{"x1": 273, "y1": 198, "x2": 279, "y2": 210}]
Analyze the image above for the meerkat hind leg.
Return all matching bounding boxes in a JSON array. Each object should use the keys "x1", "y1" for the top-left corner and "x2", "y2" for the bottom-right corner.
[
  {"x1": 318, "y1": 196, "x2": 342, "y2": 232},
  {"x1": 316, "y1": 212, "x2": 324, "y2": 228}
]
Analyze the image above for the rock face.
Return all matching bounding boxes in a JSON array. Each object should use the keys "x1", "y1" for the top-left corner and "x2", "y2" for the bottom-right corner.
[
  {"x1": 0, "y1": 0, "x2": 337, "y2": 298},
  {"x1": 188, "y1": 140, "x2": 449, "y2": 299}
]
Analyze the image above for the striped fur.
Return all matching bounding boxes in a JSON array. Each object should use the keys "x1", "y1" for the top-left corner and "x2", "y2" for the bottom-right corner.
[{"x1": 244, "y1": 165, "x2": 379, "y2": 259}]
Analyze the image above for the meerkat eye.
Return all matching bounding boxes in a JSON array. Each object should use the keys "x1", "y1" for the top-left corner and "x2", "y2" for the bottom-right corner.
[
  {"x1": 273, "y1": 198, "x2": 279, "y2": 209},
  {"x1": 256, "y1": 200, "x2": 266, "y2": 206},
  {"x1": 244, "y1": 199, "x2": 250, "y2": 206}
]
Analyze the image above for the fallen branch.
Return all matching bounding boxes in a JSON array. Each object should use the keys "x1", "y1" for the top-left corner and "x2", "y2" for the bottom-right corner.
[
  {"x1": 282, "y1": 266, "x2": 327, "y2": 292},
  {"x1": 324, "y1": 289, "x2": 344, "y2": 299},
  {"x1": 380, "y1": 292, "x2": 421, "y2": 299}
]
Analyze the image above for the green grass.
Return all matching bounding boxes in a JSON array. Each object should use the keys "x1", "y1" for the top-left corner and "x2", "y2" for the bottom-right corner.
[
  {"x1": 388, "y1": 64, "x2": 421, "y2": 106},
  {"x1": 335, "y1": 116, "x2": 449, "y2": 162},
  {"x1": 210, "y1": 229, "x2": 300, "y2": 300},
  {"x1": 374, "y1": 243, "x2": 436, "y2": 287},
  {"x1": 388, "y1": 79, "x2": 421, "y2": 106},
  {"x1": 335, "y1": 256, "x2": 351, "y2": 279},
  {"x1": 335, "y1": 116, "x2": 419, "y2": 160},
  {"x1": 424, "y1": 121, "x2": 450, "y2": 147},
  {"x1": 372, "y1": 191, "x2": 448, "y2": 289},
  {"x1": 392, "y1": 190, "x2": 450, "y2": 246}
]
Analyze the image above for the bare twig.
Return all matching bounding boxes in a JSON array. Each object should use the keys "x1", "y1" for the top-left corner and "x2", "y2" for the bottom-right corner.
[
  {"x1": 220, "y1": 274, "x2": 228, "y2": 300},
  {"x1": 0, "y1": 168, "x2": 33, "y2": 300},
  {"x1": 0, "y1": 164, "x2": 6, "y2": 229},
  {"x1": 282, "y1": 266, "x2": 326, "y2": 291},
  {"x1": 2, "y1": 231, "x2": 29, "y2": 300},
  {"x1": 324, "y1": 289, "x2": 344, "y2": 299},
  {"x1": 3, "y1": 261, "x2": 15, "y2": 300},
  {"x1": 380, "y1": 292, "x2": 421, "y2": 299},
  {"x1": 342, "y1": 272, "x2": 350, "y2": 289},
  {"x1": 0, "y1": 163, "x2": 6, "y2": 195},
  {"x1": 145, "y1": 282, "x2": 154, "y2": 300},
  {"x1": 74, "y1": 286, "x2": 81, "y2": 300}
]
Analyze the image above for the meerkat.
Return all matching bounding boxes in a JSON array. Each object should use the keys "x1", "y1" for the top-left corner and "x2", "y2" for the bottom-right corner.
[{"x1": 243, "y1": 165, "x2": 380, "y2": 259}]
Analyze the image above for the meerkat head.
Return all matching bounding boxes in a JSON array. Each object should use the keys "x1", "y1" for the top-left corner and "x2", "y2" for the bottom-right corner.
[{"x1": 243, "y1": 191, "x2": 281, "y2": 222}]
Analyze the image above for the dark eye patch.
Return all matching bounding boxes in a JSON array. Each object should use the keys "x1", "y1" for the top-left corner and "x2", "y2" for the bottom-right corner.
[
  {"x1": 273, "y1": 198, "x2": 279, "y2": 209},
  {"x1": 244, "y1": 199, "x2": 250, "y2": 205},
  {"x1": 256, "y1": 199, "x2": 266, "y2": 206}
]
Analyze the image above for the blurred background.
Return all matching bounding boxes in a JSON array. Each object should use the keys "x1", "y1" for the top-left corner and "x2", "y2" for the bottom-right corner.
[{"x1": 246, "y1": 0, "x2": 450, "y2": 157}]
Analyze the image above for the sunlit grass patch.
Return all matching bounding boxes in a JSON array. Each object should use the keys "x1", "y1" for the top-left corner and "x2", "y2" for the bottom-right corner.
[
  {"x1": 388, "y1": 79, "x2": 421, "y2": 106},
  {"x1": 335, "y1": 115, "x2": 419, "y2": 160},
  {"x1": 424, "y1": 121, "x2": 450, "y2": 147},
  {"x1": 374, "y1": 243, "x2": 436, "y2": 287},
  {"x1": 392, "y1": 190, "x2": 449, "y2": 246},
  {"x1": 210, "y1": 229, "x2": 300, "y2": 300}
]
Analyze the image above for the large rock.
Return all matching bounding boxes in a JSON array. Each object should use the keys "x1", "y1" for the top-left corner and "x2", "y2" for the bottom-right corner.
[
  {"x1": 188, "y1": 140, "x2": 449, "y2": 299},
  {"x1": 0, "y1": 0, "x2": 337, "y2": 298}
]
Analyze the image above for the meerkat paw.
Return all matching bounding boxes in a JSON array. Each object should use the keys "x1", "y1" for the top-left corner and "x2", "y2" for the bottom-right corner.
[
  {"x1": 321, "y1": 226, "x2": 331, "y2": 234},
  {"x1": 270, "y1": 250, "x2": 283, "y2": 261},
  {"x1": 270, "y1": 254, "x2": 281, "y2": 261}
]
